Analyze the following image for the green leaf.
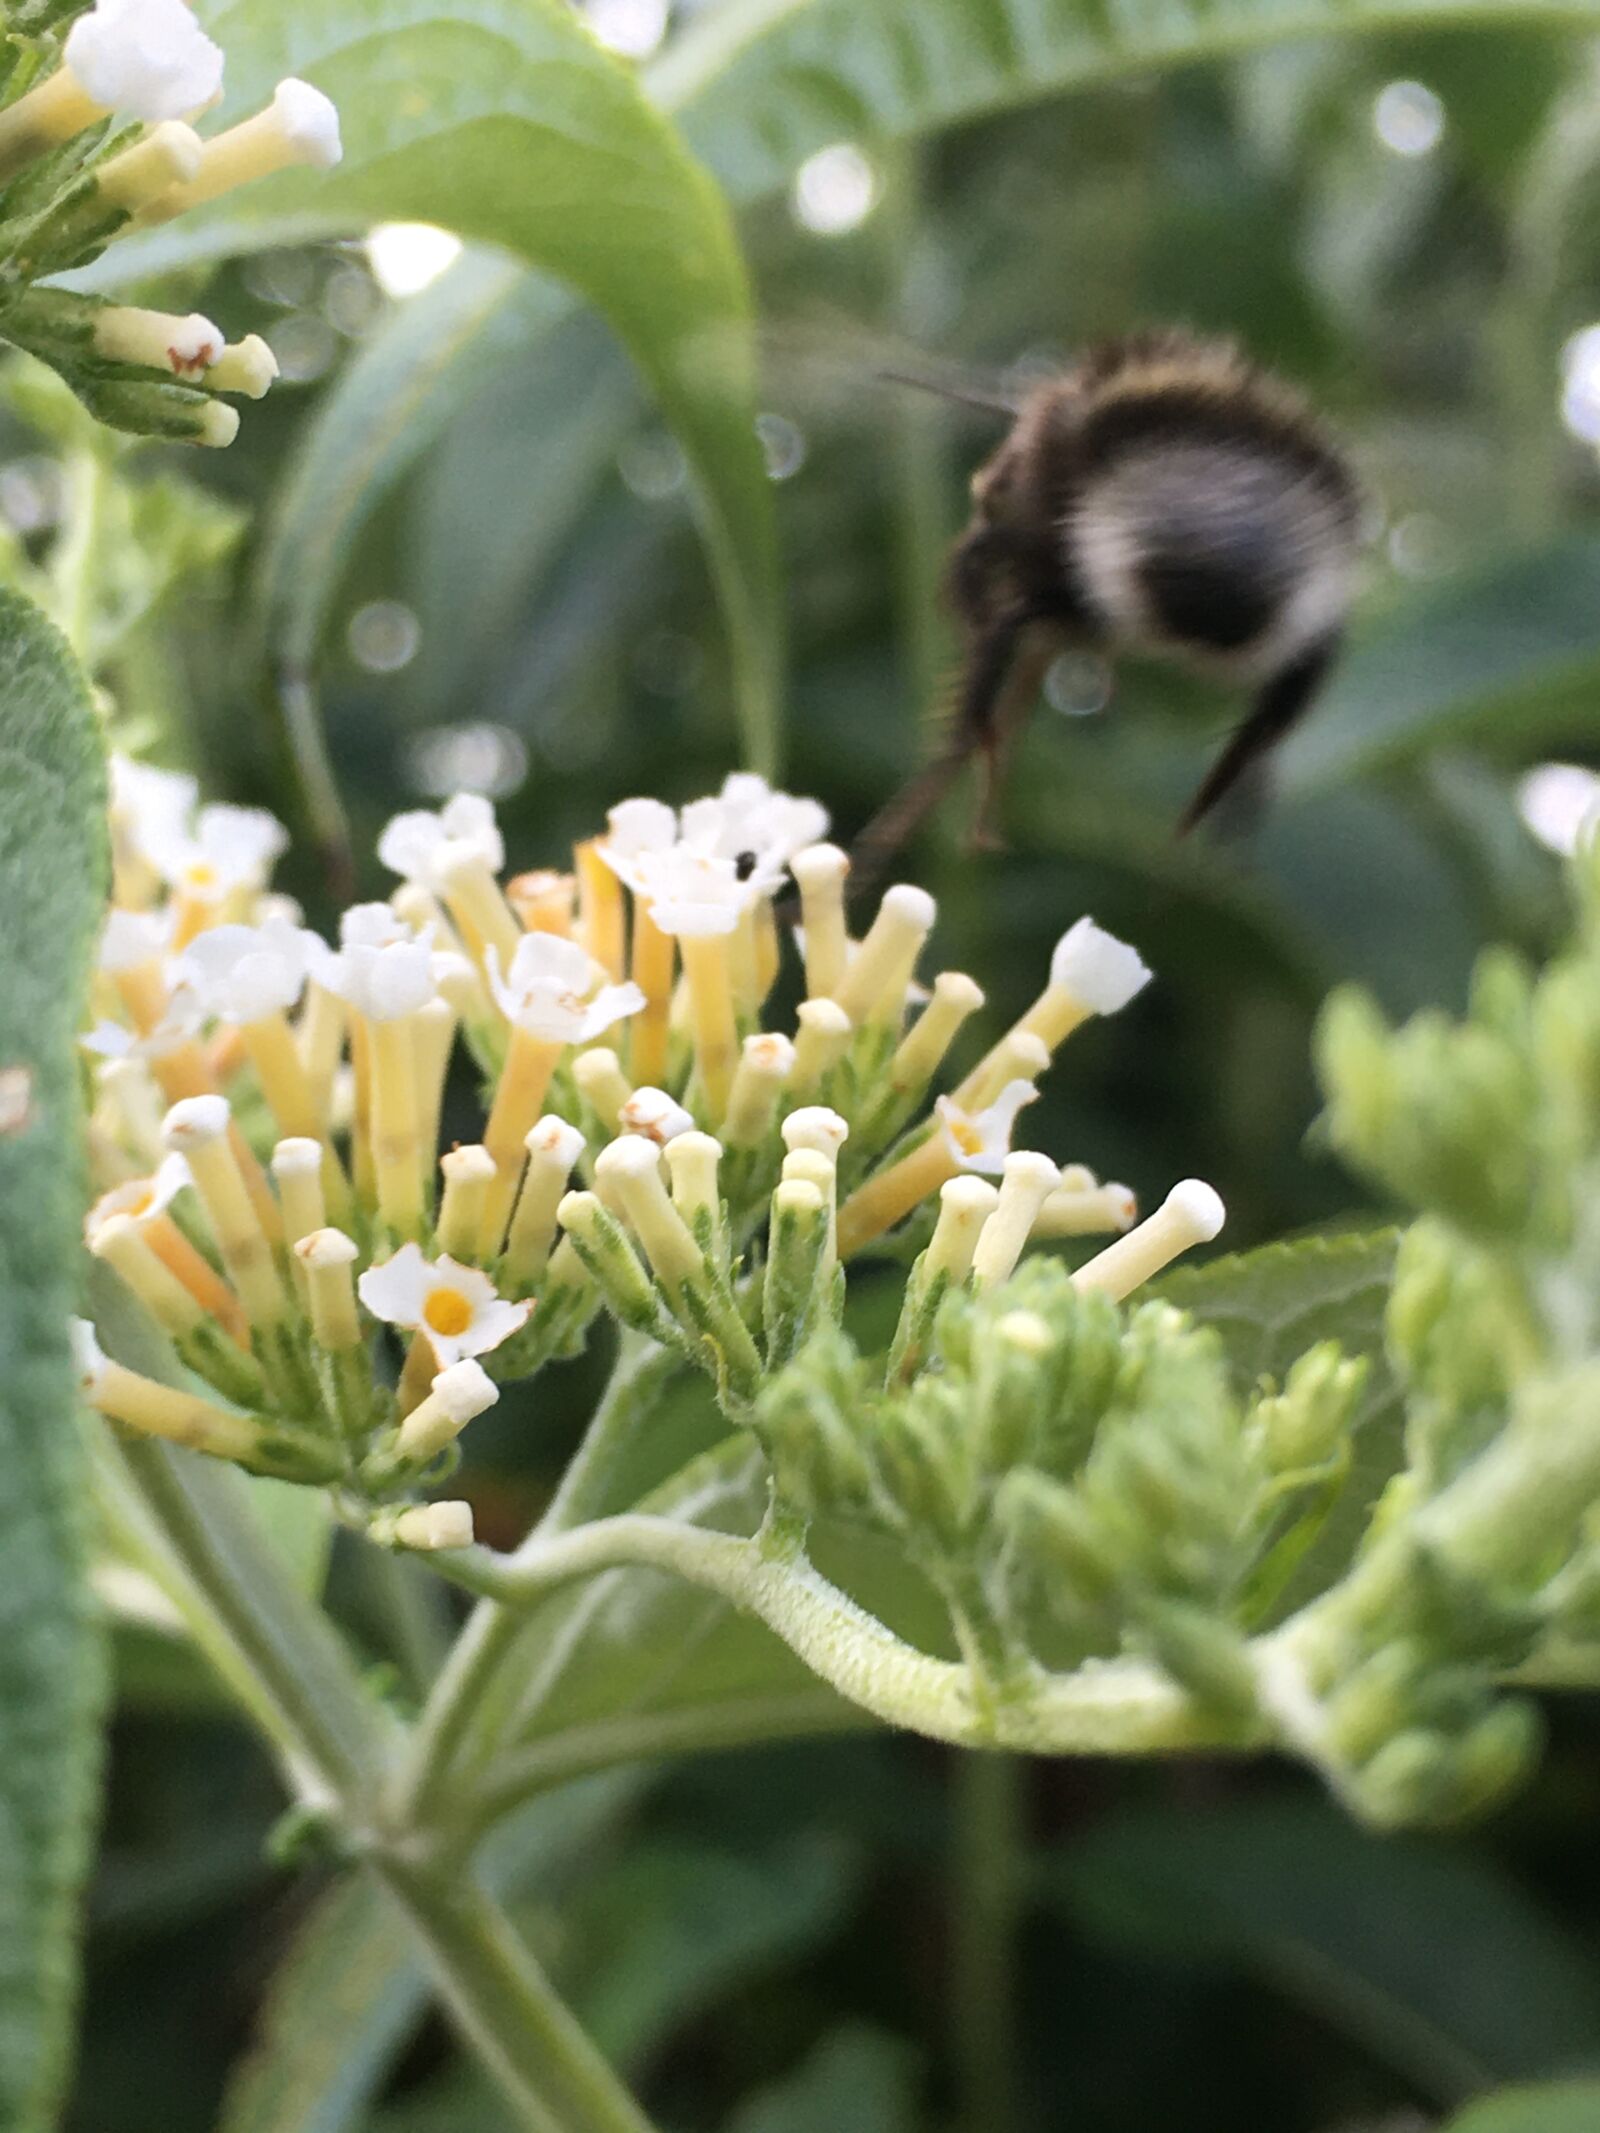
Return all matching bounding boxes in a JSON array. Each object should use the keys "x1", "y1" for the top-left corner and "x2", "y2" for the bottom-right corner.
[
  {"x1": 1279, "y1": 539, "x2": 1600, "y2": 796},
  {"x1": 103, "y1": 0, "x2": 781, "y2": 773},
  {"x1": 663, "y1": 0, "x2": 1600, "y2": 205},
  {"x1": 1057, "y1": 1797, "x2": 1600, "y2": 2106},
  {"x1": 724, "y1": 2026, "x2": 921, "y2": 2133},
  {"x1": 1160, "y1": 1228, "x2": 1401, "y2": 1613},
  {"x1": 0, "y1": 590, "x2": 109, "y2": 2130},
  {"x1": 1445, "y1": 2084, "x2": 1600, "y2": 2133},
  {"x1": 561, "y1": 1835, "x2": 859, "y2": 2071},
  {"x1": 220, "y1": 1775, "x2": 643, "y2": 2133}
]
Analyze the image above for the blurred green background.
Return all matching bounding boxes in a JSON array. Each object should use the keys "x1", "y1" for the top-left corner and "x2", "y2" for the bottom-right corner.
[{"x1": 53, "y1": 5, "x2": 1600, "y2": 2127}]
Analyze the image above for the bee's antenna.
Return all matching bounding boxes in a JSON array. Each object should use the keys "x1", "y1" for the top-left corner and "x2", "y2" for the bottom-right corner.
[{"x1": 875, "y1": 366, "x2": 1022, "y2": 418}]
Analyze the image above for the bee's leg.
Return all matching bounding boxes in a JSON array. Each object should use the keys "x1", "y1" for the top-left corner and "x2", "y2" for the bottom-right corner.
[
  {"x1": 968, "y1": 627, "x2": 1054, "y2": 851},
  {"x1": 848, "y1": 620, "x2": 1022, "y2": 895},
  {"x1": 1177, "y1": 634, "x2": 1341, "y2": 837}
]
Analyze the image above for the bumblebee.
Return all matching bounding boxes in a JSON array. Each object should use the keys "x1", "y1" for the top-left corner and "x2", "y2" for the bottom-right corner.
[{"x1": 856, "y1": 331, "x2": 1362, "y2": 873}]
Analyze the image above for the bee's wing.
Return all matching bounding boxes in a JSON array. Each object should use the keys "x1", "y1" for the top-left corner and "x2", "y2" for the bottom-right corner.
[{"x1": 757, "y1": 315, "x2": 1022, "y2": 424}]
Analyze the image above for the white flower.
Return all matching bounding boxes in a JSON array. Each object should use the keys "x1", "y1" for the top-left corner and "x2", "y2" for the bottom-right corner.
[
  {"x1": 486, "y1": 933, "x2": 644, "y2": 1043},
  {"x1": 64, "y1": 0, "x2": 225, "y2": 123},
  {"x1": 261, "y1": 78, "x2": 342, "y2": 170},
  {"x1": 313, "y1": 934, "x2": 437, "y2": 1023},
  {"x1": 143, "y1": 803, "x2": 288, "y2": 904},
  {"x1": 110, "y1": 754, "x2": 197, "y2": 852},
  {"x1": 1050, "y1": 918, "x2": 1151, "y2": 1014},
  {"x1": 377, "y1": 795, "x2": 504, "y2": 894},
  {"x1": 86, "y1": 1152, "x2": 191, "y2": 1244},
  {"x1": 597, "y1": 777, "x2": 828, "y2": 933},
  {"x1": 341, "y1": 902, "x2": 419, "y2": 950},
  {"x1": 595, "y1": 797, "x2": 676, "y2": 896},
  {"x1": 176, "y1": 915, "x2": 324, "y2": 1023},
  {"x1": 935, "y1": 1079, "x2": 1041, "y2": 1175},
  {"x1": 357, "y1": 1245, "x2": 530, "y2": 1367},
  {"x1": 98, "y1": 905, "x2": 173, "y2": 974},
  {"x1": 626, "y1": 845, "x2": 753, "y2": 938},
  {"x1": 619, "y1": 1086, "x2": 695, "y2": 1144},
  {"x1": 696, "y1": 772, "x2": 829, "y2": 877}
]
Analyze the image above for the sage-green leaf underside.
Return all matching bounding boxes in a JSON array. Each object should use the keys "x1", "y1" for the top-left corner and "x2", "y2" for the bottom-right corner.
[
  {"x1": 1160, "y1": 1228, "x2": 1402, "y2": 1613},
  {"x1": 0, "y1": 590, "x2": 109, "y2": 2131}
]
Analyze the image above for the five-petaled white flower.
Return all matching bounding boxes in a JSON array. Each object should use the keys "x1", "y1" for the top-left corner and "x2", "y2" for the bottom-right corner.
[
  {"x1": 312, "y1": 928, "x2": 437, "y2": 1023},
  {"x1": 486, "y1": 933, "x2": 644, "y2": 1043},
  {"x1": 358, "y1": 1246, "x2": 531, "y2": 1367},
  {"x1": 935, "y1": 1080, "x2": 1041, "y2": 1175},
  {"x1": 142, "y1": 803, "x2": 288, "y2": 906},
  {"x1": 85, "y1": 1152, "x2": 191, "y2": 1245},
  {"x1": 597, "y1": 776, "x2": 829, "y2": 936},
  {"x1": 176, "y1": 915, "x2": 325, "y2": 1024},
  {"x1": 64, "y1": 0, "x2": 225, "y2": 123},
  {"x1": 377, "y1": 794, "x2": 504, "y2": 895},
  {"x1": 690, "y1": 773, "x2": 828, "y2": 880}
]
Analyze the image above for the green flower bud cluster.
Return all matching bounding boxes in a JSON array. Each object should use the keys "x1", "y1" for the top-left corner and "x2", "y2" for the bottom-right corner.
[{"x1": 755, "y1": 1260, "x2": 1365, "y2": 1716}]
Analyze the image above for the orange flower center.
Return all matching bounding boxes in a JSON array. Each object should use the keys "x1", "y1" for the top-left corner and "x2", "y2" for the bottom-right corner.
[
  {"x1": 949, "y1": 1117, "x2": 983, "y2": 1157},
  {"x1": 127, "y1": 1187, "x2": 154, "y2": 1216},
  {"x1": 183, "y1": 862, "x2": 219, "y2": 891},
  {"x1": 423, "y1": 1287, "x2": 474, "y2": 1338}
]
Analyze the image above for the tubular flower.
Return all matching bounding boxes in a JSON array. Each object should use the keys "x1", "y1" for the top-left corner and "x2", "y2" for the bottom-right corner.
[
  {"x1": 357, "y1": 1246, "x2": 531, "y2": 1370},
  {"x1": 0, "y1": 13, "x2": 343, "y2": 446},
  {"x1": 486, "y1": 932, "x2": 644, "y2": 1044},
  {"x1": 77, "y1": 760, "x2": 1216, "y2": 1556}
]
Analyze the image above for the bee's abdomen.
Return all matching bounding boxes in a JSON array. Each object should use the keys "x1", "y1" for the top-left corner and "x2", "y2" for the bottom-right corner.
[{"x1": 1069, "y1": 437, "x2": 1354, "y2": 664}]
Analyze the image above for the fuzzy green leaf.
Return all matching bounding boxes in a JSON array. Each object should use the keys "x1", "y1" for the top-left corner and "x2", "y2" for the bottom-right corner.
[
  {"x1": 0, "y1": 590, "x2": 109, "y2": 2131},
  {"x1": 1159, "y1": 1229, "x2": 1402, "y2": 1614}
]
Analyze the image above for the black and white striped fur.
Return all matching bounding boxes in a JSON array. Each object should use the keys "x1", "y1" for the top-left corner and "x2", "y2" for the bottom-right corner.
[{"x1": 855, "y1": 331, "x2": 1361, "y2": 876}]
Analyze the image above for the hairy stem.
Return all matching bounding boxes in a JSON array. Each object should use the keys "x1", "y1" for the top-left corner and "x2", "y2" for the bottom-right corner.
[
  {"x1": 399, "y1": 1335, "x2": 693, "y2": 1826},
  {"x1": 425, "y1": 1517, "x2": 1248, "y2": 1755},
  {"x1": 370, "y1": 1854, "x2": 660, "y2": 2133}
]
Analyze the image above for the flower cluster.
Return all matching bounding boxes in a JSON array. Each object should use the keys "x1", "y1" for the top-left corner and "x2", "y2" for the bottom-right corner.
[
  {"x1": 0, "y1": 0, "x2": 343, "y2": 446},
  {"x1": 79, "y1": 758, "x2": 1226, "y2": 1557}
]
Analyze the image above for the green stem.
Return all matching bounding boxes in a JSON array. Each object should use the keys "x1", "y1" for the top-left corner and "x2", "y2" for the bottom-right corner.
[
  {"x1": 423, "y1": 1517, "x2": 1246, "y2": 1755},
  {"x1": 950, "y1": 1754, "x2": 1024, "y2": 2133},
  {"x1": 96, "y1": 1428, "x2": 665, "y2": 2133},
  {"x1": 397, "y1": 1335, "x2": 689, "y2": 1826},
  {"x1": 462, "y1": 1689, "x2": 862, "y2": 1838},
  {"x1": 52, "y1": 445, "x2": 107, "y2": 667},
  {"x1": 97, "y1": 1431, "x2": 391, "y2": 1807},
  {"x1": 369, "y1": 1855, "x2": 659, "y2": 2133}
]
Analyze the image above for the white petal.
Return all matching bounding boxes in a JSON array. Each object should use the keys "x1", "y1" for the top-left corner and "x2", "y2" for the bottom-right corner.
[
  {"x1": 98, "y1": 906, "x2": 172, "y2": 973},
  {"x1": 357, "y1": 1243, "x2": 433, "y2": 1326},
  {"x1": 270, "y1": 78, "x2": 342, "y2": 168},
  {"x1": 377, "y1": 812, "x2": 445, "y2": 884},
  {"x1": 65, "y1": 0, "x2": 224, "y2": 122},
  {"x1": 457, "y1": 1296, "x2": 532, "y2": 1357},
  {"x1": 439, "y1": 792, "x2": 504, "y2": 871},
  {"x1": 575, "y1": 981, "x2": 646, "y2": 1041},
  {"x1": 1049, "y1": 917, "x2": 1151, "y2": 1014}
]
